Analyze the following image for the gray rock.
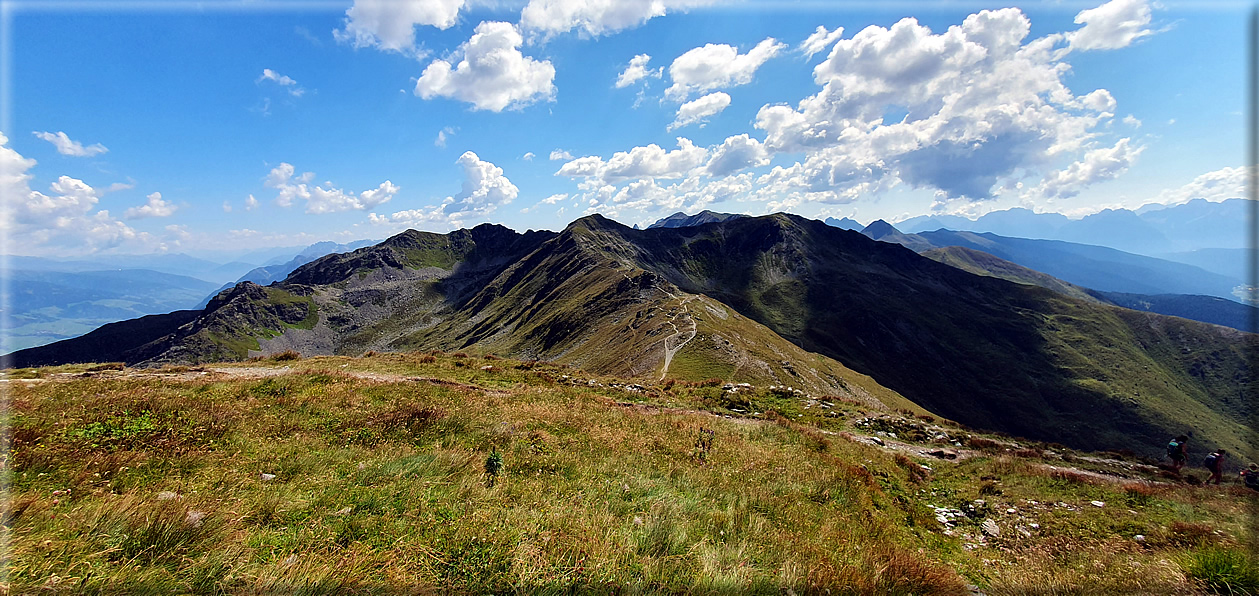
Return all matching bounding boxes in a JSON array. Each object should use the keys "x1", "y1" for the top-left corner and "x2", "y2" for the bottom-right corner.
[{"x1": 981, "y1": 518, "x2": 1000, "y2": 537}]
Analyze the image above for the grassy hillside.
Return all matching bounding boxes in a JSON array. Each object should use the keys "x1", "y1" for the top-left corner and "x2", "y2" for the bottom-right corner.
[
  {"x1": 379, "y1": 221, "x2": 918, "y2": 407},
  {"x1": 1090, "y1": 291, "x2": 1257, "y2": 333},
  {"x1": 922, "y1": 246, "x2": 1100, "y2": 303},
  {"x1": 4, "y1": 355, "x2": 1256, "y2": 594},
  {"x1": 9, "y1": 215, "x2": 1252, "y2": 460},
  {"x1": 594, "y1": 215, "x2": 1253, "y2": 457}
]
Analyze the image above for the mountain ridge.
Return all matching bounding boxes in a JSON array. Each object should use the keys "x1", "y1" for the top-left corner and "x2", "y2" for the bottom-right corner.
[{"x1": 6, "y1": 214, "x2": 1252, "y2": 457}]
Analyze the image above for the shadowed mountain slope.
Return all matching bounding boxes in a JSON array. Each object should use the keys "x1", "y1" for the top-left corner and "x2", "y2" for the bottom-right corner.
[
  {"x1": 921, "y1": 245, "x2": 1100, "y2": 303},
  {"x1": 570, "y1": 214, "x2": 1251, "y2": 456},
  {"x1": 7, "y1": 214, "x2": 1252, "y2": 456}
]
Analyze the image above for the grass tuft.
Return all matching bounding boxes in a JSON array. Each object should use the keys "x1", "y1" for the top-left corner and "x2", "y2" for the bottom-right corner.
[
  {"x1": 270, "y1": 349, "x2": 302, "y2": 361},
  {"x1": 1183, "y1": 548, "x2": 1259, "y2": 594}
]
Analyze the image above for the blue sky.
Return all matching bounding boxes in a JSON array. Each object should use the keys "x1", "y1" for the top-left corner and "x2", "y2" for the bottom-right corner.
[{"x1": 1, "y1": 0, "x2": 1252, "y2": 257}]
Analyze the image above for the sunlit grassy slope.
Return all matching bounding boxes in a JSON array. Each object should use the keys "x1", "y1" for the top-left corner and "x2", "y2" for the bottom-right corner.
[
  {"x1": 8, "y1": 214, "x2": 1253, "y2": 460},
  {"x1": 5, "y1": 354, "x2": 1256, "y2": 594}
]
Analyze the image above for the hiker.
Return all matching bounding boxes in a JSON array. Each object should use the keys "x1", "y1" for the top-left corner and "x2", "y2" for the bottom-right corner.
[
  {"x1": 1241, "y1": 464, "x2": 1259, "y2": 491},
  {"x1": 1204, "y1": 449, "x2": 1226, "y2": 485},
  {"x1": 1167, "y1": 435, "x2": 1189, "y2": 473}
]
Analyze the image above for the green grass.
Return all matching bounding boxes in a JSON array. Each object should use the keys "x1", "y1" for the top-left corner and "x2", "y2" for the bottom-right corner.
[
  {"x1": 5, "y1": 354, "x2": 1252, "y2": 593},
  {"x1": 1183, "y1": 548, "x2": 1259, "y2": 594}
]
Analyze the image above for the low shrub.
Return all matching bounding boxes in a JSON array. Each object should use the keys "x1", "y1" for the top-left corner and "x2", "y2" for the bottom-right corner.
[
  {"x1": 1168, "y1": 521, "x2": 1220, "y2": 547},
  {"x1": 87, "y1": 362, "x2": 125, "y2": 372},
  {"x1": 894, "y1": 453, "x2": 930, "y2": 484},
  {"x1": 966, "y1": 437, "x2": 1002, "y2": 450}
]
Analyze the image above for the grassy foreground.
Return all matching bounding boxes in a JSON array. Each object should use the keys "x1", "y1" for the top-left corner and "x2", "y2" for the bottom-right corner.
[{"x1": 3, "y1": 352, "x2": 1257, "y2": 594}]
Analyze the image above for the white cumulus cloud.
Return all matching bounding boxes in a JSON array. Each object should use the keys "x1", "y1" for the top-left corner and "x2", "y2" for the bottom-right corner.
[
  {"x1": 665, "y1": 37, "x2": 785, "y2": 100},
  {"x1": 669, "y1": 91, "x2": 731, "y2": 131},
  {"x1": 556, "y1": 138, "x2": 707, "y2": 185},
  {"x1": 615, "y1": 54, "x2": 662, "y2": 88},
  {"x1": 415, "y1": 21, "x2": 555, "y2": 112},
  {"x1": 335, "y1": 0, "x2": 465, "y2": 54},
  {"x1": 798, "y1": 25, "x2": 844, "y2": 60},
  {"x1": 1035, "y1": 138, "x2": 1143, "y2": 199},
  {"x1": 371, "y1": 151, "x2": 517, "y2": 228},
  {"x1": 1151, "y1": 165, "x2": 1252, "y2": 206},
  {"x1": 124, "y1": 191, "x2": 178, "y2": 219},
  {"x1": 32, "y1": 131, "x2": 108, "y2": 157},
  {"x1": 549, "y1": 149, "x2": 574, "y2": 161},
  {"x1": 1069, "y1": 0, "x2": 1154, "y2": 51},
  {"x1": 750, "y1": 8, "x2": 1128, "y2": 202},
  {"x1": 0, "y1": 133, "x2": 144, "y2": 255},
  {"x1": 520, "y1": 0, "x2": 717, "y2": 38},
  {"x1": 705, "y1": 133, "x2": 769, "y2": 177},
  {"x1": 264, "y1": 162, "x2": 398, "y2": 214}
]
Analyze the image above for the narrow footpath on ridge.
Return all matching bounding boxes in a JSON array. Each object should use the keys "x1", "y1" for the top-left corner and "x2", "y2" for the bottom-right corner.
[{"x1": 658, "y1": 292, "x2": 697, "y2": 381}]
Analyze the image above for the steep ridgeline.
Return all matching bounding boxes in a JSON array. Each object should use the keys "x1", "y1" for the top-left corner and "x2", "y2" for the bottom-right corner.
[
  {"x1": 5, "y1": 226, "x2": 550, "y2": 369},
  {"x1": 4, "y1": 221, "x2": 928, "y2": 413},
  {"x1": 370, "y1": 216, "x2": 917, "y2": 409},
  {"x1": 646, "y1": 210, "x2": 747, "y2": 229},
  {"x1": 7, "y1": 215, "x2": 1252, "y2": 456},
  {"x1": 574, "y1": 214, "x2": 1251, "y2": 456}
]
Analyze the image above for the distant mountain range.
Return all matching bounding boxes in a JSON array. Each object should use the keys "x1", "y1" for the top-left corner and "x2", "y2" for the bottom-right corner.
[
  {"x1": 895, "y1": 198, "x2": 1251, "y2": 255},
  {"x1": 2, "y1": 269, "x2": 220, "y2": 352},
  {"x1": 9, "y1": 214, "x2": 1252, "y2": 460},
  {"x1": 823, "y1": 217, "x2": 863, "y2": 231},
  {"x1": 845, "y1": 220, "x2": 1251, "y2": 330},
  {"x1": 920, "y1": 245, "x2": 1257, "y2": 332},
  {"x1": 7, "y1": 254, "x2": 250, "y2": 284},
  {"x1": 5, "y1": 239, "x2": 377, "y2": 350},
  {"x1": 647, "y1": 210, "x2": 748, "y2": 229},
  {"x1": 198, "y1": 239, "x2": 380, "y2": 308}
]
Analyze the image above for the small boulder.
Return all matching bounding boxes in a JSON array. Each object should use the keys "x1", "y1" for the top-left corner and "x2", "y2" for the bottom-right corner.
[
  {"x1": 156, "y1": 491, "x2": 181, "y2": 501},
  {"x1": 259, "y1": 473, "x2": 277, "y2": 482},
  {"x1": 980, "y1": 518, "x2": 1000, "y2": 537}
]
